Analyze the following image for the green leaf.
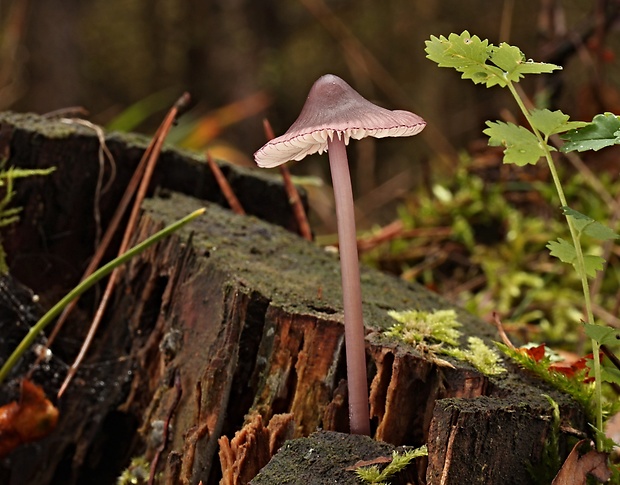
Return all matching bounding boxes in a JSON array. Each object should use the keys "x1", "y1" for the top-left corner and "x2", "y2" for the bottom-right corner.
[
  {"x1": 550, "y1": 237, "x2": 606, "y2": 277},
  {"x1": 587, "y1": 356, "x2": 620, "y2": 386},
  {"x1": 584, "y1": 323, "x2": 620, "y2": 346},
  {"x1": 600, "y1": 366, "x2": 620, "y2": 386},
  {"x1": 583, "y1": 255, "x2": 605, "y2": 277},
  {"x1": 484, "y1": 121, "x2": 547, "y2": 166},
  {"x1": 530, "y1": 109, "x2": 588, "y2": 138},
  {"x1": 547, "y1": 238, "x2": 576, "y2": 264},
  {"x1": 425, "y1": 32, "x2": 561, "y2": 88},
  {"x1": 489, "y1": 43, "x2": 560, "y2": 83},
  {"x1": 562, "y1": 207, "x2": 619, "y2": 240},
  {"x1": 425, "y1": 31, "x2": 504, "y2": 87},
  {"x1": 560, "y1": 112, "x2": 620, "y2": 152}
]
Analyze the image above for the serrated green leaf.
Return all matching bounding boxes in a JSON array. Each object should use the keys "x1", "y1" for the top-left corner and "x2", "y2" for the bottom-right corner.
[
  {"x1": 549, "y1": 235, "x2": 605, "y2": 277},
  {"x1": 600, "y1": 366, "x2": 620, "y2": 386},
  {"x1": 562, "y1": 207, "x2": 619, "y2": 240},
  {"x1": 547, "y1": 238, "x2": 576, "y2": 264},
  {"x1": 530, "y1": 109, "x2": 588, "y2": 138},
  {"x1": 487, "y1": 43, "x2": 525, "y2": 71},
  {"x1": 425, "y1": 31, "x2": 505, "y2": 87},
  {"x1": 426, "y1": 32, "x2": 561, "y2": 88},
  {"x1": 425, "y1": 31, "x2": 489, "y2": 68},
  {"x1": 588, "y1": 358, "x2": 620, "y2": 386},
  {"x1": 489, "y1": 44, "x2": 560, "y2": 83},
  {"x1": 584, "y1": 323, "x2": 620, "y2": 346},
  {"x1": 583, "y1": 255, "x2": 605, "y2": 277},
  {"x1": 560, "y1": 112, "x2": 620, "y2": 152},
  {"x1": 484, "y1": 121, "x2": 547, "y2": 166}
]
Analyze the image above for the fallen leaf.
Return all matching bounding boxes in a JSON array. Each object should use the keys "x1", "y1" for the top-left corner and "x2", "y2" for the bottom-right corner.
[
  {"x1": 0, "y1": 379, "x2": 59, "y2": 457},
  {"x1": 551, "y1": 439, "x2": 611, "y2": 485}
]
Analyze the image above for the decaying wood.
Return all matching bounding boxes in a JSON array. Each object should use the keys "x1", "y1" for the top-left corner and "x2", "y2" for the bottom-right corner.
[
  {"x1": 218, "y1": 413, "x2": 294, "y2": 485},
  {"x1": 0, "y1": 112, "x2": 591, "y2": 485}
]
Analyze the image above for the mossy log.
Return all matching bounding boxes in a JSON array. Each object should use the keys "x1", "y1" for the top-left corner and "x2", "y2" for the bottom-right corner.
[{"x1": 0, "y1": 112, "x2": 588, "y2": 485}]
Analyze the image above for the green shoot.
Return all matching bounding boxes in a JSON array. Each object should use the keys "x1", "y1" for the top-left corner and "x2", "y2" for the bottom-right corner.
[
  {"x1": 425, "y1": 31, "x2": 617, "y2": 449},
  {"x1": 0, "y1": 207, "x2": 205, "y2": 384},
  {"x1": 354, "y1": 446, "x2": 428, "y2": 484},
  {"x1": 527, "y1": 395, "x2": 563, "y2": 484},
  {"x1": 0, "y1": 164, "x2": 56, "y2": 273}
]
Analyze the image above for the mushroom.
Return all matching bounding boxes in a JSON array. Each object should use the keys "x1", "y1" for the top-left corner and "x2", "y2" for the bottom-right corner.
[{"x1": 254, "y1": 74, "x2": 426, "y2": 435}]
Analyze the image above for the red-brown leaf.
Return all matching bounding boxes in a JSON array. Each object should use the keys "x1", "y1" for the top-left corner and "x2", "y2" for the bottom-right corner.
[
  {"x1": 0, "y1": 379, "x2": 59, "y2": 457},
  {"x1": 551, "y1": 440, "x2": 611, "y2": 485}
]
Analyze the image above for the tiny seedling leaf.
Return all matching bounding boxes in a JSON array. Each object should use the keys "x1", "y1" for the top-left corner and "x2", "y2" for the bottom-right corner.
[
  {"x1": 562, "y1": 207, "x2": 619, "y2": 240},
  {"x1": 484, "y1": 121, "x2": 547, "y2": 166},
  {"x1": 584, "y1": 323, "x2": 620, "y2": 346},
  {"x1": 561, "y1": 112, "x2": 620, "y2": 152},
  {"x1": 530, "y1": 109, "x2": 588, "y2": 138}
]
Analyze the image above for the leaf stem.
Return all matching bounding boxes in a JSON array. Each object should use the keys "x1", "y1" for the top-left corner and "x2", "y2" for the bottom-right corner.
[
  {"x1": 0, "y1": 208, "x2": 206, "y2": 385},
  {"x1": 506, "y1": 79, "x2": 603, "y2": 447}
]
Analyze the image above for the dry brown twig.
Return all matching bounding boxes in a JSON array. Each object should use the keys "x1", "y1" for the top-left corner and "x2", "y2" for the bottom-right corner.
[
  {"x1": 55, "y1": 93, "x2": 191, "y2": 398},
  {"x1": 206, "y1": 152, "x2": 245, "y2": 215},
  {"x1": 262, "y1": 118, "x2": 313, "y2": 240}
]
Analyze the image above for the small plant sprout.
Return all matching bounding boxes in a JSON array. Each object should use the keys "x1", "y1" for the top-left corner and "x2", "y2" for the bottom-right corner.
[
  {"x1": 255, "y1": 74, "x2": 426, "y2": 435},
  {"x1": 354, "y1": 446, "x2": 428, "y2": 484},
  {"x1": 425, "y1": 31, "x2": 620, "y2": 450}
]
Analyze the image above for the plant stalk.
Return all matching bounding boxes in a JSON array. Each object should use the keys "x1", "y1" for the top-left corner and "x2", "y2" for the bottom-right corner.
[
  {"x1": 0, "y1": 208, "x2": 206, "y2": 385},
  {"x1": 327, "y1": 134, "x2": 371, "y2": 436},
  {"x1": 506, "y1": 80, "x2": 603, "y2": 445}
]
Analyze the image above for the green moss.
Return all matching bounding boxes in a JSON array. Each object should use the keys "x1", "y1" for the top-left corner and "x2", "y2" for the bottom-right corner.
[
  {"x1": 355, "y1": 446, "x2": 428, "y2": 484},
  {"x1": 0, "y1": 112, "x2": 79, "y2": 139},
  {"x1": 386, "y1": 308, "x2": 461, "y2": 346},
  {"x1": 384, "y1": 308, "x2": 506, "y2": 376},
  {"x1": 444, "y1": 337, "x2": 506, "y2": 376},
  {"x1": 142, "y1": 193, "x2": 492, "y2": 335},
  {"x1": 117, "y1": 456, "x2": 150, "y2": 485}
]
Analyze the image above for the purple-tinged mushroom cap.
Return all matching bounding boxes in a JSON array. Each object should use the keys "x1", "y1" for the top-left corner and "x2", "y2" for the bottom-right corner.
[
  {"x1": 254, "y1": 74, "x2": 426, "y2": 168},
  {"x1": 254, "y1": 73, "x2": 426, "y2": 436}
]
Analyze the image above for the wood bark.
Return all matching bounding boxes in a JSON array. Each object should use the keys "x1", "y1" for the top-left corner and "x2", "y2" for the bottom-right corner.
[{"x1": 0, "y1": 112, "x2": 590, "y2": 485}]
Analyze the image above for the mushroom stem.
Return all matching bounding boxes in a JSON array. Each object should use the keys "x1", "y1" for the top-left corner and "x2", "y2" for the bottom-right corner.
[{"x1": 327, "y1": 133, "x2": 370, "y2": 436}]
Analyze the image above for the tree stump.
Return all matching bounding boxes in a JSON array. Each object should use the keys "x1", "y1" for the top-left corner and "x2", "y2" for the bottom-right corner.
[{"x1": 0, "y1": 112, "x2": 588, "y2": 485}]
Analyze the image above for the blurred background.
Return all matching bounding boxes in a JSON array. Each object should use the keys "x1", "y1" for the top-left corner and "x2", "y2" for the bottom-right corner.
[
  {"x1": 2, "y1": 1, "x2": 618, "y2": 191},
  {"x1": 2, "y1": 0, "x2": 620, "y2": 349}
]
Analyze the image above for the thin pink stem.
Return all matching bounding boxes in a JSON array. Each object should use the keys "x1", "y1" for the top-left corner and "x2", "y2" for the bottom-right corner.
[{"x1": 327, "y1": 133, "x2": 370, "y2": 436}]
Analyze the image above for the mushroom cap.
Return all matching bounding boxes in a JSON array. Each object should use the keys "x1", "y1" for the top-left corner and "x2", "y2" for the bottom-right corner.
[{"x1": 255, "y1": 74, "x2": 426, "y2": 168}]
